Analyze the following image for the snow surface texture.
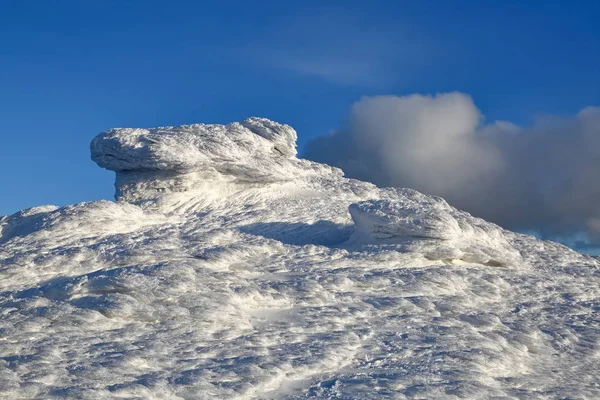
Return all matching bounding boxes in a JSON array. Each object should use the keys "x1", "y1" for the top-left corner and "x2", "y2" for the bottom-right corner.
[{"x1": 1, "y1": 118, "x2": 600, "y2": 399}]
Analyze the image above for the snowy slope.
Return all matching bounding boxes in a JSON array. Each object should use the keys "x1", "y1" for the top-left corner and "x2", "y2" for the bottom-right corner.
[{"x1": 1, "y1": 118, "x2": 599, "y2": 399}]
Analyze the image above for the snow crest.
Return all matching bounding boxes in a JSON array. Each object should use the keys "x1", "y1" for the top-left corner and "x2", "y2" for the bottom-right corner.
[{"x1": 1, "y1": 118, "x2": 599, "y2": 399}]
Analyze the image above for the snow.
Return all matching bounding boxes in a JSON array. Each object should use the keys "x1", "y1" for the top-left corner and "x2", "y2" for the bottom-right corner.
[{"x1": 1, "y1": 119, "x2": 600, "y2": 399}]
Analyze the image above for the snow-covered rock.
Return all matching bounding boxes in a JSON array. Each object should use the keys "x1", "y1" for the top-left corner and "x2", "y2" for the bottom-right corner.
[
  {"x1": 91, "y1": 118, "x2": 341, "y2": 202},
  {"x1": 1, "y1": 118, "x2": 599, "y2": 399}
]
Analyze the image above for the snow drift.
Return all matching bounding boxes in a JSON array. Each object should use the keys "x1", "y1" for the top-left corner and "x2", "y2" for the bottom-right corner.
[{"x1": 0, "y1": 118, "x2": 599, "y2": 399}]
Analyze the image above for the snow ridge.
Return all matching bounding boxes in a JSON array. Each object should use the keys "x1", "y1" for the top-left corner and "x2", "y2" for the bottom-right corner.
[{"x1": 1, "y1": 118, "x2": 599, "y2": 399}]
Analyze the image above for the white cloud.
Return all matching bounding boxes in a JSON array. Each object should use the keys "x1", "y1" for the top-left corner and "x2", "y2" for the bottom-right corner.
[{"x1": 305, "y1": 93, "x2": 600, "y2": 247}]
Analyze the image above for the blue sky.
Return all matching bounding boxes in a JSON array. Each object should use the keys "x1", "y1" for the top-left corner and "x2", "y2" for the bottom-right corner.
[{"x1": 1, "y1": 0, "x2": 600, "y2": 216}]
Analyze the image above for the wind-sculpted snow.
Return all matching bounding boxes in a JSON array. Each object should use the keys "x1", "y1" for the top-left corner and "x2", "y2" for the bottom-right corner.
[{"x1": 1, "y1": 119, "x2": 600, "y2": 399}]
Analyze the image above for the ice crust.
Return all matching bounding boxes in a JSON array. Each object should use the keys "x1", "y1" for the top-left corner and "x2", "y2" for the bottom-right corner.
[{"x1": 1, "y1": 119, "x2": 599, "y2": 399}]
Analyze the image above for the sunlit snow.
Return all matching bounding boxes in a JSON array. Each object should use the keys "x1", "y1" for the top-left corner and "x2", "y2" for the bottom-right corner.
[{"x1": 1, "y1": 118, "x2": 599, "y2": 399}]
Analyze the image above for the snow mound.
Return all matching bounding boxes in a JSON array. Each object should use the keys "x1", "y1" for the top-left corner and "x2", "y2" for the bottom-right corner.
[
  {"x1": 350, "y1": 193, "x2": 461, "y2": 241},
  {"x1": 1, "y1": 118, "x2": 600, "y2": 399},
  {"x1": 349, "y1": 189, "x2": 524, "y2": 266}
]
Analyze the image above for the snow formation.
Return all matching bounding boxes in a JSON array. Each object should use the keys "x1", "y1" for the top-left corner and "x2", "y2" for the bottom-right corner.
[{"x1": 1, "y1": 118, "x2": 599, "y2": 399}]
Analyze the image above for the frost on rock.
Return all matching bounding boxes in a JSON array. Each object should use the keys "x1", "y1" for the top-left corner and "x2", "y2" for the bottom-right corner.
[{"x1": 1, "y1": 118, "x2": 600, "y2": 399}]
